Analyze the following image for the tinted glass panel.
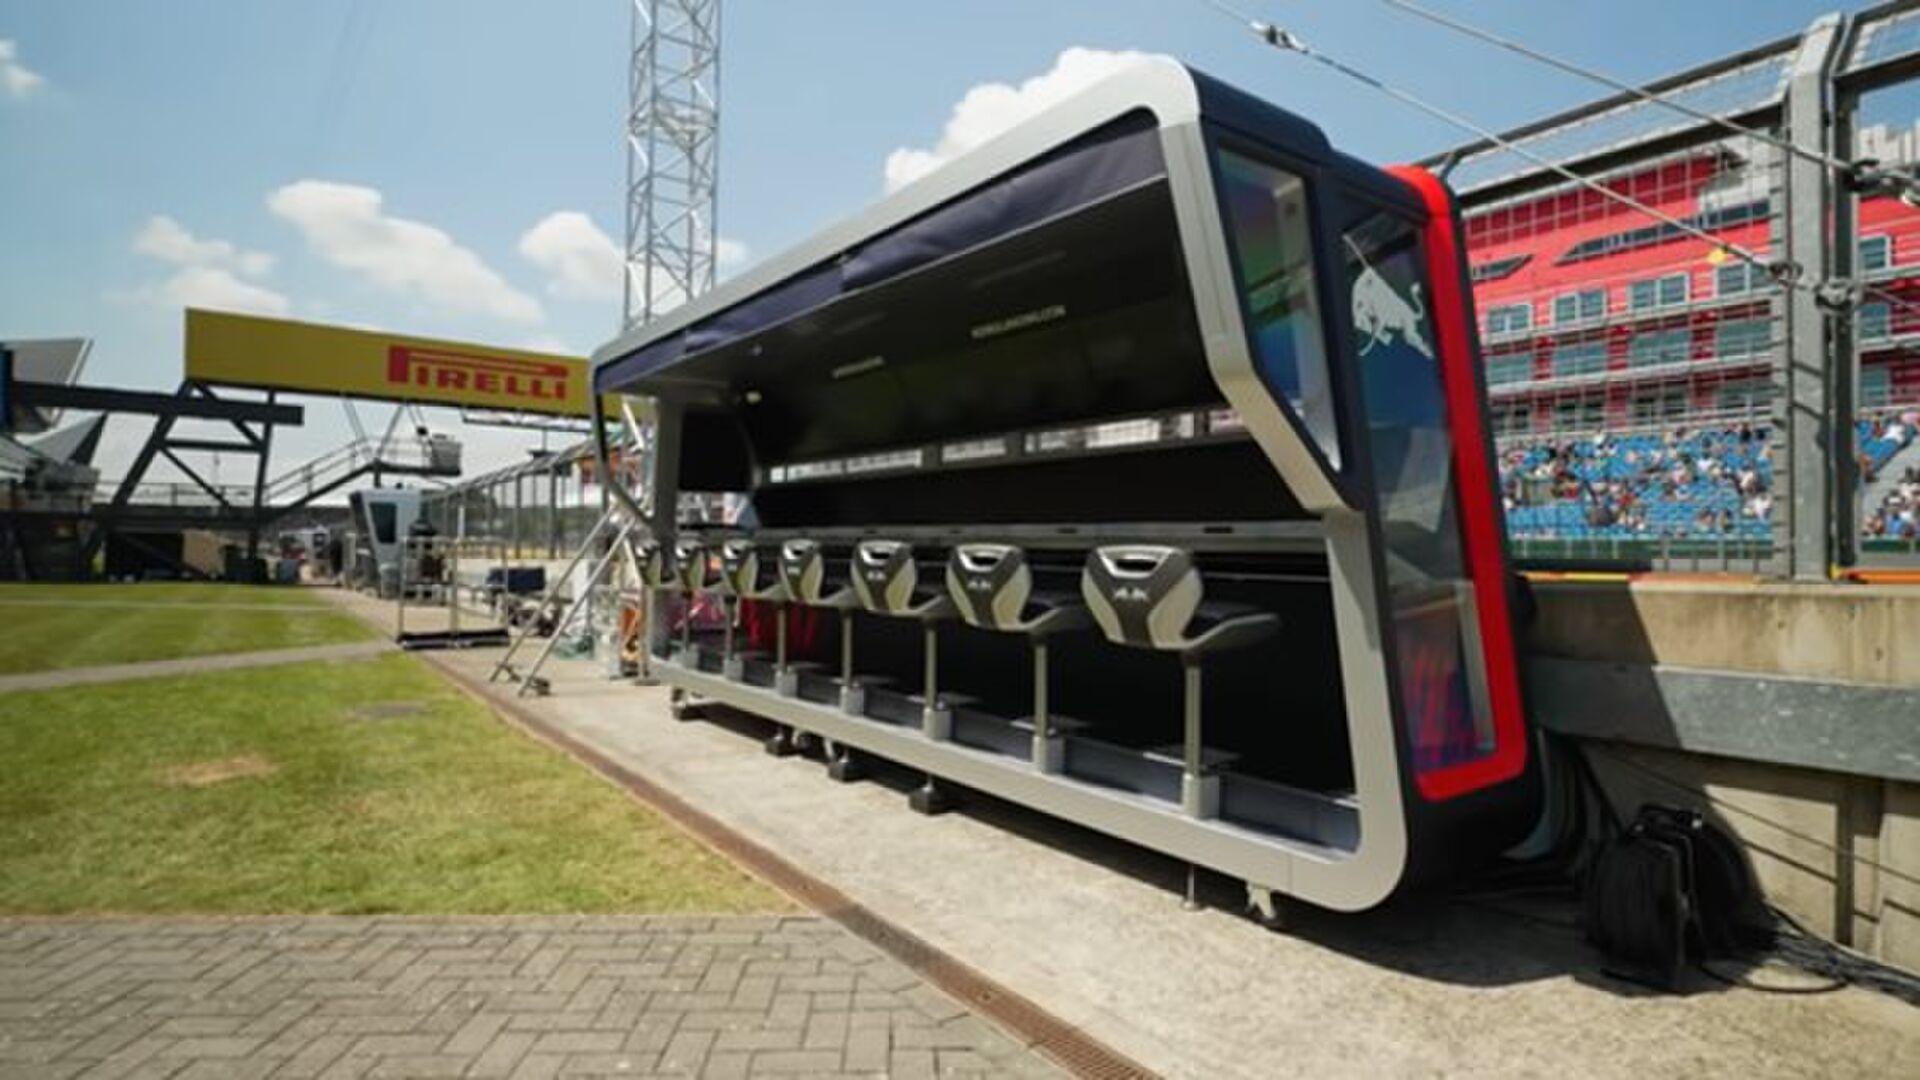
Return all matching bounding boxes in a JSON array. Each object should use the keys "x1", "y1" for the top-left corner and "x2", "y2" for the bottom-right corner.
[
  {"x1": 371, "y1": 503, "x2": 397, "y2": 545},
  {"x1": 1551, "y1": 341, "x2": 1607, "y2": 377},
  {"x1": 1861, "y1": 235, "x2": 1891, "y2": 272},
  {"x1": 1629, "y1": 329, "x2": 1690, "y2": 368},
  {"x1": 1216, "y1": 148, "x2": 1340, "y2": 468},
  {"x1": 1716, "y1": 318, "x2": 1771, "y2": 359},
  {"x1": 1860, "y1": 302, "x2": 1891, "y2": 341},
  {"x1": 1486, "y1": 352, "x2": 1533, "y2": 385},
  {"x1": 1342, "y1": 208, "x2": 1494, "y2": 774}
]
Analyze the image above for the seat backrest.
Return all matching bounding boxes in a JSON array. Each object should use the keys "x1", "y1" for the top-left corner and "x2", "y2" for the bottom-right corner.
[
  {"x1": 1081, "y1": 545, "x2": 1202, "y2": 650},
  {"x1": 851, "y1": 539, "x2": 919, "y2": 614},
  {"x1": 779, "y1": 539, "x2": 831, "y2": 603},
  {"x1": 673, "y1": 538, "x2": 711, "y2": 592},
  {"x1": 634, "y1": 538, "x2": 672, "y2": 588},
  {"x1": 718, "y1": 539, "x2": 767, "y2": 597},
  {"x1": 945, "y1": 544, "x2": 1033, "y2": 631}
]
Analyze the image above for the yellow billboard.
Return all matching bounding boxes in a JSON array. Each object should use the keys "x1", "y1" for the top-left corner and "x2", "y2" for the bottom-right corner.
[{"x1": 184, "y1": 309, "x2": 597, "y2": 417}]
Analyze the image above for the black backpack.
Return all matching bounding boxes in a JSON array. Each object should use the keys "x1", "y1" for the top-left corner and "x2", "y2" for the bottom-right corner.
[{"x1": 1584, "y1": 804, "x2": 1772, "y2": 989}]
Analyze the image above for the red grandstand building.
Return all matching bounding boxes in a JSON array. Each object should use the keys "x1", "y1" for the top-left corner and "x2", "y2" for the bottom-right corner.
[
  {"x1": 1464, "y1": 144, "x2": 1920, "y2": 436},
  {"x1": 1456, "y1": 128, "x2": 1920, "y2": 549}
]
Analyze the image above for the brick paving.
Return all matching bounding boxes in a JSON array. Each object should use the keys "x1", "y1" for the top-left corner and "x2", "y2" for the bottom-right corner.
[{"x1": 0, "y1": 917, "x2": 1066, "y2": 1080}]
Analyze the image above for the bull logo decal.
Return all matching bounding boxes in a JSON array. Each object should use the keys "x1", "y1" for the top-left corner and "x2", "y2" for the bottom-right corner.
[{"x1": 1346, "y1": 237, "x2": 1433, "y2": 359}]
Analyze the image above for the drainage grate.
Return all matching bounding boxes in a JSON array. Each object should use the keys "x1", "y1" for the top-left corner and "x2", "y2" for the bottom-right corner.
[{"x1": 439, "y1": 659, "x2": 1159, "y2": 1080}]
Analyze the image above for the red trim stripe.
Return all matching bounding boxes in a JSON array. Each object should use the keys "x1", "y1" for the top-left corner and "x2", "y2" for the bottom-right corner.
[{"x1": 1387, "y1": 165, "x2": 1530, "y2": 801}]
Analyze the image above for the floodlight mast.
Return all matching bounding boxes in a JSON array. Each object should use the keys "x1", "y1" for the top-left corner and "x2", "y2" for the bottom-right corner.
[{"x1": 624, "y1": 0, "x2": 723, "y2": 332}]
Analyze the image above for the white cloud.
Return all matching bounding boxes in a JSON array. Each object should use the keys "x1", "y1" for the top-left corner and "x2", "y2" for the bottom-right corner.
[
  {"x1": 120, "y1": 215, "x2": 290, "y2": 316},
  {"x1": 518, "y1": 333, "x2": 578, "y2": 356},
  {"x1": 139, "y1": 266, "x2": 290, "y2": 316},
  {"x1": 0, "y1": 39, "x2": 45, "y2": 99},
  {"x1": 518, "y1": 209, "x2": 751, "y2": 307},
  {"x1": 133, "y1": 215, "x2": 275, "y2": 278},
  {"x1": 268, "y1": 179, "x2": 543, "y2": 323},
  {"x1": 518, "y1": 211, "x2": 623, "y2": 301},
  {"x1": 716, "y1": 237, "x2": 750, "y2": 269},
  {"x1": 884, "y1": 47, "x2": 1160, "y2": 193}
]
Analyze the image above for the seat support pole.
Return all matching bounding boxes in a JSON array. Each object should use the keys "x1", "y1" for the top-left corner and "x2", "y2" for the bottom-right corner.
[
  {"x1": 774, "y1": 605, "x2": 787, "y2": 670},
  {"x1": 677, "y1": 590, "x2": 693, "y2": 661},
  {"x1": 837, "y1": 610, "x2": 864, "y2": 714},
  {"x1": 1181, "y1": 659, "x2": 1219, "y2": 820},
  {"x1": 1032, "y1": 639, "x2": 1061, "y2": 773},
  {"x1": 921, "y1": 622, "x2": 950, "y2": 740},
  {"x1": 773, "y1": 602, "x2": 799, "y2": 696}
]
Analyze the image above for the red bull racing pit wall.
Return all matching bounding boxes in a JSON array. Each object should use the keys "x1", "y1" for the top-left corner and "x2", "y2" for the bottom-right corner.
[{"x1": 590, "y1": 60, "x2": 1541, "y2": 913}]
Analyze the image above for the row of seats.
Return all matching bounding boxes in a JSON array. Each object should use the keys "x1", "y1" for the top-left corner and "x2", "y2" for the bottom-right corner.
[{"x1": 633, "y1": 536, "x2": 1279, "y2": 820}]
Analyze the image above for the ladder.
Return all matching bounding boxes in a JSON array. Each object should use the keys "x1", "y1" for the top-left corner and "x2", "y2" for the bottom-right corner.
[{"x1": 487, "y1": 508, "x2": 649, "y2": 696}]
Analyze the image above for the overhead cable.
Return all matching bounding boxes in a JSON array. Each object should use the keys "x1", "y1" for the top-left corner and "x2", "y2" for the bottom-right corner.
[{"x1": 1191, "y1": 0, "x2": 1920, "y2": 317}]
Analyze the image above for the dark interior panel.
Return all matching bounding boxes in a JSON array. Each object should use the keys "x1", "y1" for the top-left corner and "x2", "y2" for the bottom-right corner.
[{"x1": 749, "y1": 440, "x2": 1309, "y2": 529}]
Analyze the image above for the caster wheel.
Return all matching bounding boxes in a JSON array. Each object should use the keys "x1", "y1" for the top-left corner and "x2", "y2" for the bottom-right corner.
[
  {"x1": 1245, "y1": 886, "x2": 1289, "y2": 932},
  {"x1": 825, "y1": 745, "x2": 866, "y2": 783},
  {"x1": 907, "y1": 777, "x2": 957, "y2": 815},
  {"x1": 668, "y1": 688, "x2": 697, "y2": 721},
  {"x1": 764, "y1": 727, "x2": 798, "y2": 757}
]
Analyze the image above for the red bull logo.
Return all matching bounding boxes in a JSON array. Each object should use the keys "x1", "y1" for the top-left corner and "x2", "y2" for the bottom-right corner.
[
  {"x1": 1347, "y1": 237, "x2": 1433, "y2": 360},
  {"x1": 384, "y1": 346, "x2": 571, "y2": 403}
]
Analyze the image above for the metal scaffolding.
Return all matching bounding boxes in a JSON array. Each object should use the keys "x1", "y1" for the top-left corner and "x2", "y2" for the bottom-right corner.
[{"x1": 624, "y1": 0, "x2": 722, "y2": 331}]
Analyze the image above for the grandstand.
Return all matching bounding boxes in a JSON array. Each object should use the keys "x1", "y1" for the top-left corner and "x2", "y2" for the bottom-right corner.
[{"x1": 1434, "y1": 17, "x2": 1920, "y2": 568}]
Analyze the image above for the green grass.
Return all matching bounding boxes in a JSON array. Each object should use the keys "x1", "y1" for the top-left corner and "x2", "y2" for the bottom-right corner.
[
  {"x1": 0, "y1": 584, "x2": 368, "y2": 674},
  {"x1": 0, "y1": 582, "x2": 323, "y2": 606},
  {"x1": 0, "y1": 655, "x2": 784, "y2": 915}
]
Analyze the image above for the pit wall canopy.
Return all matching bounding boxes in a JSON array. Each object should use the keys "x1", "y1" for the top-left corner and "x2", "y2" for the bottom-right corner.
[
  {"x1": 185, "y1": 310, "x2": 609, "y2": 417},
  {"x1": 591, "y1": 63, "x2": 1406, "y2": 401}
]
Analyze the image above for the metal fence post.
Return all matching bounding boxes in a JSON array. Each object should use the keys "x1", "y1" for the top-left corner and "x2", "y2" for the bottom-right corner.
[{"x1": 1783, "y1": 15, "x2": 1846, "y2": 580}]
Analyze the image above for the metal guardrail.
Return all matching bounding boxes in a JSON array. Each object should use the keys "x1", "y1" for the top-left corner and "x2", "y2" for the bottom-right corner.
[
  {"x1": 96, "y1": 481, "x2": 258, "y2": 509},
  {"x1": 1512, "y1": 535, "x2": 1774, "y2": 571}
]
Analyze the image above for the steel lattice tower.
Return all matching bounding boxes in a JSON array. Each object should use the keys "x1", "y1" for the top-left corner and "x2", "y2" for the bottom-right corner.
[{"x1": 624, "y1": 0, "x2": 721, "y2": 330}]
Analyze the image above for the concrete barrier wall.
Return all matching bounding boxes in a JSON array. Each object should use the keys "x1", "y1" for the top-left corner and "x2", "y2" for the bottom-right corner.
[{"x1": 1524, "y1": 579, "x2": 1920, "y2": 970}]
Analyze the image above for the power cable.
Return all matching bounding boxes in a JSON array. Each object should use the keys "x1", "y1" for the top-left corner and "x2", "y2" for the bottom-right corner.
[
  {"x1": 1190, "y1": 0, "x2": 1920, "y2": 321},
  {"x1": 1582, "y1": 743, "x2": 1920, "y2": 891},
  {"x1": 1192, "y1": 5, "x2": 1783, "y2": 274},
  {"x1": 1376, "y1": 0, "x2": 1896, "y2": 187}
]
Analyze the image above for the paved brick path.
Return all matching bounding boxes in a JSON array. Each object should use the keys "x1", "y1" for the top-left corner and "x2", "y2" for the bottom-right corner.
[{"x1": 0, "y1": 917, "x2": 1064, "y2": 1080}]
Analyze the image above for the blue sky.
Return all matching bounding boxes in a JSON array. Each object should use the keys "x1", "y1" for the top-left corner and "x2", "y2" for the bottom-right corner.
[{"x1": 0, "y1": 0, "x2": 1860, "y2": 479}]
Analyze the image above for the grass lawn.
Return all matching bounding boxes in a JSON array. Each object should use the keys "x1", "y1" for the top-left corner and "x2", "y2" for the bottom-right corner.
[
  {"x1": 0, "y1": 582, "x2": 323, "y2": 606},
  {"x1": 0, "y1": 584, "x2": 368, "y2": 675},
  {"x1": 0, "y1": 654, "x2": 783, "y2": 914}
]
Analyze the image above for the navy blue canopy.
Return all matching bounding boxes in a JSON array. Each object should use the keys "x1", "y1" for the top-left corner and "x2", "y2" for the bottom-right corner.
[{"x1": 595, "y1": 113, "x2": 1166, "y2": 395}]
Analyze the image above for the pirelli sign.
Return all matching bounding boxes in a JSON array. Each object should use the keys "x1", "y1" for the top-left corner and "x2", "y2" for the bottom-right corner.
[{"x1": 184, "y1": 309, "x2": 598, "y2": 417}]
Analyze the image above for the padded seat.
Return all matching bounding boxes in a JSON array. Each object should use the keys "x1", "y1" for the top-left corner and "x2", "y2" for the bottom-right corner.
[
  {"x1": 852, "y1": 540, "x2": 954, "y2": 621},
  {"x1": 715, "y1": 540, "x2": 782, "y2": 681},
  {"x1": 672, "y1": 538, "x2": 711, "y2": 593},
  {"x1": 633, "y1": 538, "x2": 672, "y2": 589},
  {"x1": 853, "y1": 540, "x2": 957, "y2": 742},
  {"x1": 1080, "y1": 545, "x2": 1278, "y2": 819},
  {"x1": 1081, "y1": 546, "x2": 1277, "y2": 658},
  {"x1": 780, "y1": 539, "x2": 885, "y2": 713},
  {"x1": 668, "y1": 538, "x2": 711, "y2": 662},
  {"x1": 719, "y1": 540, "x2": 784, "y2": 601},
  {"x1": 945, "y1": 543, "x2": 1087, "y2": 637},
  {"x1": 779, "y1": 539, "x2": 857, "y2": 609},
  {"x1": 946, "y1": 544, "x2": 1089, "y2": 772}
]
